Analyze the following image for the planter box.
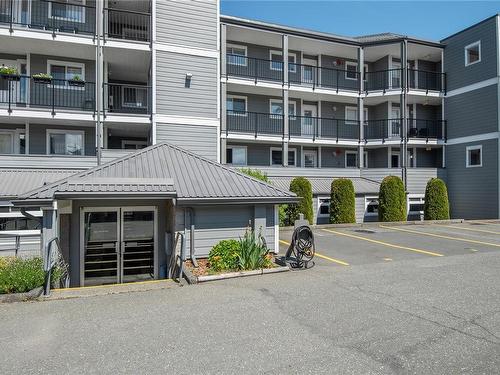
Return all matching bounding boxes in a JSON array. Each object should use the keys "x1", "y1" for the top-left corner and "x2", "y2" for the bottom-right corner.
[
  {"x1": 33, "y1": 77, "x2": 52, "y2": 84},
  {"x1": 68, "y1": 80, "x2": 85, "y2": 87},
  {"x1": 184, "y1": 264, "x2": 290, "y2": 284},
  {"x1": 0, "y1": 73, "x2": 20, "y2": 81}
]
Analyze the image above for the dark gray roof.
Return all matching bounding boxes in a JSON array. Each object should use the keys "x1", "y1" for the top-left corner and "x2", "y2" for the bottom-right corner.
[
  {"x1": 269, "y1": 177, "x2": 380, "y2": 195},
  {"x1": 17, "y1": 143, "x2": 297, "y2": 204},
  {"x1": 0, "y1": 169, "x2": 84, "y2": 198},
  {"x1": 354, "y1": 32, "x2": 406, "y2": 43}
]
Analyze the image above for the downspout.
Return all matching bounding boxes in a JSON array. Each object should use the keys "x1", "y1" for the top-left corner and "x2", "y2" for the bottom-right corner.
[
  {"x1": 20, "y1": 207, "x2": 42, "y2": 224},
  {"x1": 186, "y1": 207, "x2": 198, "y2": 268}
]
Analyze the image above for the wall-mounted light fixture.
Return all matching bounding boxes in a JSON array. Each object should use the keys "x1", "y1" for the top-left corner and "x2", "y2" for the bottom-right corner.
[{"x1": 185, "y1": 73, "x2": 192, "y2": 88}]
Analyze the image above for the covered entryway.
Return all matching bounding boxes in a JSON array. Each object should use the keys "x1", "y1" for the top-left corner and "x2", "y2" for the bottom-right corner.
[{"x1": 82, "y1": 207, "x2": 156, "y2": 286}]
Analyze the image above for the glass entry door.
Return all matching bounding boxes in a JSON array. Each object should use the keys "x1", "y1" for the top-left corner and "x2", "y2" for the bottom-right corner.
[{"x1": 83, "y1": 207, "x2": 156, "y2": 286}]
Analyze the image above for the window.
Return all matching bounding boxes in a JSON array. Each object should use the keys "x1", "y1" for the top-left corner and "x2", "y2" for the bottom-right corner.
[
  {"x1": 270, "y1": 147, "x2": 296, "y2": 166},
  {"x1": 269, "y1": 99, "x2": 296, "y2": 117},
  {"x1": 227, "y1": 44, "x2": 247, "y2": 66},
  {"x1": 345, "y1": 62, "x2": 357, "y2": 80},
  {"x1": 466, "y1": 145, "x2": 482, "y2": 167},
  {"x1": 391, "y1": 151, "x2": 400, "y2": 168},
  {"x1": 269, "y1": 51, "x2": 297, "y2": 73},
  {"x1": 303, "y1": 150, "x2": 317, "y2": 168},
  {"x1": 47, "y1": 60, "x2": 85, "y2": 87},
  {"x1": 121, "y1": 140, "x2": 147, "y2": 150},
  {"x1": 0, "y1": 130, "x2": 24, "y2": 154},
  {"x1": 465, "y1": 41, "x2": 481, "y2": 66},
  {"x1": 122, "y1": 87, "x2": 147, "y2": 108},
  {"x1": 49, "y1": 0, "x2": 85, "y2": 23},
  {"x1": 345, "y1": 107, "x2": 367, "y2": 125},
  {"x1": 0, "y1": 217, "x2": 40, "y2": 231},
  {"x1": 227, "y1": 95, "x2": 247, "y2": 115},
  {"x1": 365, "y1": 197, "x2": 379, "y2": 217},
  {"x1": 318, "y1": 198, "x2": 330, "y2": 217},
  {"x1": 47, "y1": 130, "x2": 84, "y2": 155},
  {"x1": 226, "y1": 146, "x2": 247, "y2": 166},
  {"x1": 345, "y1": 151, "x2": 357, "y2": 168}
]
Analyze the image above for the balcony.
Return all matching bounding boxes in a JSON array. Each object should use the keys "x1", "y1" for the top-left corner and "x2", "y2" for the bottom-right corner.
[
  {"x1": 0, "y1": 75, "x2": 95, "y2": 113},
  {"x1": 365, "y1": 69, "x2": 446, "y2": 93},
  {"x1": 104, "y1": 83, "x2": 151, "y2": 115},
  {"x1": 104, "y1": 7, "x2": 151, "y2": 43},
  {"x1": 364, "y1": 119, "x2": 446, "y2": 141}
]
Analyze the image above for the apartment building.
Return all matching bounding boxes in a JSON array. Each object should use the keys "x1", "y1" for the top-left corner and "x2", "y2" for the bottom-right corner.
[{"x1": 0, "y1": 0, "x2": 499, "y2": 285}]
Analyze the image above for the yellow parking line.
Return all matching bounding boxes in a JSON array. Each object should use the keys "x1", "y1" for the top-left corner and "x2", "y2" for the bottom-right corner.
[
  {"x1": 279, "y1": 239, "x2": 349, "y2": 266},
  {"x1": 436, "y1": 224, "x2": 500, "y2": 235},
  {"x1": 322, "y1": 228, "x2": 443, "y2": 257},
  {"x1": 380, "y1": 225, "x2": 500, "y2": 248}
]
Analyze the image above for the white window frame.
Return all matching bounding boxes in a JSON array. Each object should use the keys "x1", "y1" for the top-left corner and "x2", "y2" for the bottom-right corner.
[
  {"x1": 46, "y1": 129, "x2": 85, "y2": 156},
  {"x1": 227, "y1": 95, "x2": 248, "y2": 116},
  {"x1": 227, "y1": 44, "x2": 248, "y2": 67},
  {"x1": 365, "y1": 196, "x2": 379, "y2": 217},
  {"x1": 226, "y1": 145, "x2": 247, "y2": 166},
  {"x1": 121, "y1": 140, "x2": 148, "y2": 149},
  {"x1": 269, "y1": 99, "x2": 296, "y2": 117},
  {"x1": 0, "y1": 130, "x2": 16, "y2": 154},
  {"x1": 47, "y1": 59, "x2": 85, "y2": 90},
  {"x1": 464, "y1": 41, "x2": 481, "y2": 67},
  {"x1": 391, "y1": 150, "x2": 401, "y2": 168},
  {"x1": 345, "y1": 150, "x2": 358, "y2": 168},
  {"x1": 345, "y1": 106, "x2": 367, "y2": 126},
  {"x1": 317, "y1": 196, "x2": 331, "y2": 218},
  {"x1": 269, "y1": 50, "x2": 297, "y2": 73},
  {"x1": 48, "y1": 0, "x2": 86, "y2": 24},
  {"x1": 303, "y1": 149, "x2": 318, "y2": 168},
  {"x1": 345, "y1": 61, "x2": 358, "y2": 80},
  {"x1": 270, "y1": 147, "x2": 297, "y2": 167},
  {"x1": 466, "y1": 145, "x2": 482, "y2": 168}
]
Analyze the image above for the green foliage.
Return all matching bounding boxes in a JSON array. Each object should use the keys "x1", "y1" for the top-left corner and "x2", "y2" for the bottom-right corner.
[
  {"x1": 32, "y1": 73, "x2": 53, "y2": 79},
  {"x1": 237, "y1": 230, "x2": 271, "y2": 270},
  {"x1": 0, "y1": 66, "x2": 18, "y2": 76},
  {"x1": 71, "y1": 75, "x2": 83, "y2": 81},
  {"x1": 0, "y1": 257, "x2": 45, "y2": 294},
  {"x1": 424, "y1": 178, "x2": 450, "y2": 220},
  {"x1": 287, "y1": 177, "x2": 313, "y2": 224},
  {"x1": 208, "y1": 239, "x2": 240, "y2": 272},
  {"x1": 279, "y1": 204, "x2": 288, "y2": 227},
  {"x1": 239, "y1": 168, "x2": 269, "y2": 182},
  {"x1": 378, "y1": 175, "x2": 407, "y2": 222},
  {"x1": 330, "y1": 178, "x2": 356, "y2": 224}
]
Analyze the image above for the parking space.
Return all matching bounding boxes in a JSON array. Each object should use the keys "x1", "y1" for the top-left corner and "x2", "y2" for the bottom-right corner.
[{"x1": 280, "y1": 221, "x2": 500, "y2": 267}]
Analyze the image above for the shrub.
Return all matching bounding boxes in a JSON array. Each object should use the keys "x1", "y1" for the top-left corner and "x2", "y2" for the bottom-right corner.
[
  {"x1": 424, "y1": 178, "x2": 450, "y2": 220},
  {"x1": 208, "y1": 239, "x2": 240, "y2": 272},
  {"x1": 287, "y1": 177, "x2": 313, "y2": 224},
  {"x1": 330, "y1": 178, "x2": 356, "y2": 224},
  {"x1": 239, "y1": 168, "x2": 269, "y2": 182},
  {"x1": 378, "y1": 175, "x2": 407, "y2": 222},
  {"x1": 0, "y1": 257, "x2": 45, "y2": 294},
  {"x1": 237, "y1": 230, "x2": 272, "y2": 270}
]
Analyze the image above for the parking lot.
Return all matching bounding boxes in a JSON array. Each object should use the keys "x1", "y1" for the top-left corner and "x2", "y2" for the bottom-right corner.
[
  {"x1": 280, "y1": 221, "x2": 500, "y2": 267},
  {"x1": 0, "y1": 221, "x2": 499, "y2": 374}
]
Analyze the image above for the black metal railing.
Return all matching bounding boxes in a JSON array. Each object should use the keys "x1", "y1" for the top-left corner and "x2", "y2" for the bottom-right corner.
[
  {"x1": 104, "y1": 7, "x2": 151, "y2": 42},
  {"x1": 365, "y1": 69, "x2": 403, "y2": 92},
  {"x1": 408, "y1": 119, "x2": 446, "y2": 140},
  {"x1": 408, "y1": 69, "x2": 446, "y2": 93},
  {"x1": 289, "y1": 116, "x2": 360, "y2": 141},
  {"x1": 226, "y1": 55, "x2": 284, "y2": 82},
  {"x1": 104, "y1": 83, "x2": 151, "y2": 115},
  {"x1": 288, "y1": 63, "x2": 360, "y2": 92},
  {"x1": 364, "y1": 119, "x2": 401, "y2": 141},
  {"x1": 0, "y1": 0, "x2": 96, "y2": 35},
  {"x1": 0, "y1": 75, "x2": 95, "y2": 113},
  {"x1": 226, "y1": 110, "x2": 283, "y2": 136}
]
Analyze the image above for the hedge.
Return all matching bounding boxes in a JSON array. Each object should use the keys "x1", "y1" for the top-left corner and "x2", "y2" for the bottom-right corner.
[
  {"x1": 330, "y1": 178, "x2": 356, "y2": 224},
  {"x1": 424, "y1": 178, "x2": 450, "y2": 220},
  {"x1": 287, "y1": 177, "x2": 313, "y2": 225},
  {"x1": 378, "y1": 175, "x2": 407, "y2": 222}
]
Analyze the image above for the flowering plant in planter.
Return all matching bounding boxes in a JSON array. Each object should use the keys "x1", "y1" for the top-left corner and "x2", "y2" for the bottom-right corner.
[
  {"x1": 68, "y1": 74, "x2": 85, "y2": 87},
  {"x1": 32, "y1": 73, "x2": 53, "y2": 84},
  {"x1": 0, "y1": 66, "x2": 20, "y2": 81}
]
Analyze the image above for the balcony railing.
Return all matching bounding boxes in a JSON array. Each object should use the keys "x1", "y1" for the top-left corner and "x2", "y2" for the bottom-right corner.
[
  {"x1": 408, "y1": 69, "x2": 446, "y2": 93},
  {"x1": 288, "y1": 63, "x2": 360, "y2": 92},
  {"x1": 226, "y1": 55, "x2": 283, "y2": 82},
  {"x1": 104, "y1": 8, "x2": 151, "y2": 42},
  {"x1": 0, "y1": 75, "x2": 95, "y2": 113},
  {"x1": 365, "y1": 69, "x2": 403, "y2": 92},
  {"x1": 364, "y1": 119, "x2": 446, "y2": 141},
  {"x1": 0, "y1": 0, "x2": 96, "y2": 35},
  {"x1": 226, "y1": 110, "x2": 284, "y2": 136},
  {"x1": 104, "y1": 83, "x2": 151, "y2": 115}
]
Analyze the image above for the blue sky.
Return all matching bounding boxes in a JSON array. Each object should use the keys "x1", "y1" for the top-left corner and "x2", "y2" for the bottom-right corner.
[{"x1": 220, "y1": 1, "x2": 500, "y2": 41}]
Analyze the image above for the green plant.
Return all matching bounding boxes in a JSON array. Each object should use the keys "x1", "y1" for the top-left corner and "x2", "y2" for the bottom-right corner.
[
  {"x1": 378, "y1": 175, "x2": 407, "y2": 222},
  {"x1": 237, "y1": 229, "x2": 270, "y2": 270},
  {"x1": 330, "y1": 178, "x2": 356, "y2": 224},
  {"x1": 286, "y1": 177, "x2": 313, "y2": 224},
  {"x1": 239, "y1": 168, "x2": 269, "y2": 182},
  {"x1": 208, "y1": 239, "x2": 240, "y2": 272},
  {"x1": 0, "y1": 66, "x2": 18, "y2": 76},
  {"x1": 71, "y1": 75, "x2": 83, "y2": 81},
  {"x1": 279, "y1": 204, "x2": 288, "y2": 226},
  {"x1": 0, "y1": 257, "x2": 45, "y2": 294},
  {"x1": 424, "y1": 178, "x2": 450, "y2": 220},
  {"x1": 32, "y1": 73, "x2": 53, "y2": 79}
]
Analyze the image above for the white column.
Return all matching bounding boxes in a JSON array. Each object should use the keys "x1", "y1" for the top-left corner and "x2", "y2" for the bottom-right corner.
[{"x1": 282, "y1": 34, "x2": 288, "y2": 85}]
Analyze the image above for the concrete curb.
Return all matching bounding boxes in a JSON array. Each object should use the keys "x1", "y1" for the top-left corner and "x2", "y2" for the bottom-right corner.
[
  {"x1": 0, "y1": 287, "x2": 43, "y2": 303},
  {"x1": 195, "y1": 265, "x2": 290, "y2": 283}
]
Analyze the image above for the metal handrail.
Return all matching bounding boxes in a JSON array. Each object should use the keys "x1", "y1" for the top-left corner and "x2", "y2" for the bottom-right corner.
[
  {"x1": 173, "y1": 232, "x2": 186, "y2": 281},
  {"x1": 43, "y1": 237, "x2": 69, "y2": 296}
]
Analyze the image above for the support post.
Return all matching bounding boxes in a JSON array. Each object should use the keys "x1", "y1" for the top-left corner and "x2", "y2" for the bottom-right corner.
[
  {"x1": 282, "y1": 34, "x2": 288, "y2": 86},
  {"x1": 221, "y1": 24, "x2": 227, "y2": 78},
  {"x1": 283, "y1": 88, "x2": 289, "y2": 166},
  {"x1": 358, "y1": 96, "x2": 364, "y2": 168},
  {"x1": 400, "y1": 40, "x2": 408, "y2": 191},
  {"x1": 95, "y1": 0, "x2": 104, "y2": 165},
  {"x1": 40, "y1": 207, "x2": 58, "y2": 268}
]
